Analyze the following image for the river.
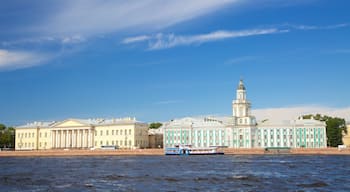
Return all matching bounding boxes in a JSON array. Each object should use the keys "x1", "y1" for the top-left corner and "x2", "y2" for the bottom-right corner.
[{"x1": 1, "y1": 155, "x2": 349, "y2": 191}]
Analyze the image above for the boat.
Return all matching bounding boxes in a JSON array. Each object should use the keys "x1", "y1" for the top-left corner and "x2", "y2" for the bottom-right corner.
[{"x1": 165, "y1": 145, "x2": 224, "y2": 155}]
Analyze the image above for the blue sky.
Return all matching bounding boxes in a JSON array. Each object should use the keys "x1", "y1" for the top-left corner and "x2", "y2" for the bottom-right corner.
[{"x1": 1, "y1": 0, "x2": 350, "y2": 125}]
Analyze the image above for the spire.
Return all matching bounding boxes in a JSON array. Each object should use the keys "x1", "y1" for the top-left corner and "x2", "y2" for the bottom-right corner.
[{"x1": 237, "y1": 79, "x2": 246, "y2": 90}]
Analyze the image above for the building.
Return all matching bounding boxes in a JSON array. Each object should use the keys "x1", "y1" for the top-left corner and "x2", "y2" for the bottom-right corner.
[
  {"x1": 148, "y1": 127, "x2": 164, "y2": 148},
  {"x1": 163, "y1": 79, "x2": 327, "y2": 149},
  {"x1": 343, "y1": 124, "x2": 350, "y2": 147},
  {"x1": 15, "y1": 117, "x2": 149, "y2": 150}
]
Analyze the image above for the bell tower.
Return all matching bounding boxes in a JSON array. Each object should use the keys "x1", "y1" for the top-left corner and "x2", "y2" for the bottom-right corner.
[{"x1": 232, "y1": 79, "x2": 254, "y2": 125}]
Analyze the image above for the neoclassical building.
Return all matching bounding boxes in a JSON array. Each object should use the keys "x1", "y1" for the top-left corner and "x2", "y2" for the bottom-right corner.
[
  {"x1": 163, "y1": 80, "x2": 327, "y2": 148},
  {"x1": 15, "y1": 117, "x2": 149, "y2": 150}
]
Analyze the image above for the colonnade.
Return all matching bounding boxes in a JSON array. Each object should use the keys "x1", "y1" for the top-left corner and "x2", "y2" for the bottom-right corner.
[{"x1": 51, "y1": 129, "x2": 93, "y2": 149}]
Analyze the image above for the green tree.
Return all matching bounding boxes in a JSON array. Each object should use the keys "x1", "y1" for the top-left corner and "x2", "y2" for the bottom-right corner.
[
  {"x1": 149, "y1": 122, "x2": 162, "y2": 129},
  {"x1": 0, "y1": 124, "x2": 15, "y2": 148},
  {"x1": 303, "y1": 114, "x2": 346, "y2": 147},
  {"x1": 0, "y1": 124, "x2": 6, "y2": 130}
]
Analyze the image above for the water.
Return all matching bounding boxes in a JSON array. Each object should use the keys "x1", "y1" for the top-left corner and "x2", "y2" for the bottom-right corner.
[{"x1": 1, "y1": 155, "x2": 350, "y2": 191}]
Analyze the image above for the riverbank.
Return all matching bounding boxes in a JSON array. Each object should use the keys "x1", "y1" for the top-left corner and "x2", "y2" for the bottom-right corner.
[{"x1": 1, "y1": 148, "x2": 350, "y2": 157}]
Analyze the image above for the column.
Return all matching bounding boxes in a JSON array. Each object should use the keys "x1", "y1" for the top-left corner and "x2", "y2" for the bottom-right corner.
[
  {"x1": 51, "y1": 131, "x2": 55, "y2": 149},
  {"x1": 55, "y1": 130, "x2": 58, "y2": 149},
  {"x1": 72, "y1": 130, "x2": 76, "y2": 148},
  {"x1": 65, "y1": 130, "x2": 68, "y2": 148},
  {"x1": 69, "y1": 130, "x2": 72, "y2": 148},
  {"x1": 88, "y1": 129, "x2": 91, "y2": 148},
  {"x1": 76, "y1": 129, "x2": 80, "y2": 148},
  {"x1": 81, "y1": 129, "x2": 85, "y2": 148},
  {"x1": 86, "y1": 129, "x2": 89, "y2": 148},
  {"x1": 91, "y1": 129, "x2": 94, "y2": 148},
  {"x1": 57, "y1": 131, "x2": 60, "y2": 148},
  {"x1": 60, "y1": 131, "x2": 64, "y2": 148}
]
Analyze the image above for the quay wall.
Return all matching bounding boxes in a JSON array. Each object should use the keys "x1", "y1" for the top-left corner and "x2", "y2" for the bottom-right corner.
[{"x1": 1, "y1": 148, "x2": 350, "y2": 157}]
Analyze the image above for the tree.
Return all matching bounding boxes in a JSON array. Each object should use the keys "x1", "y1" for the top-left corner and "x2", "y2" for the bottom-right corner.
[
  {"x1": 303, "y1": 114, "x2": 346, "y2": 147},
  {"x1": 0, "y1": 124, "x2": 6, "y2": 130},
  {"x1": 0, "y1": 124, "x2": 15, "y2": 148},
  {"x1": 149, "y1": 122, "x2": 162, "y2": 129}
]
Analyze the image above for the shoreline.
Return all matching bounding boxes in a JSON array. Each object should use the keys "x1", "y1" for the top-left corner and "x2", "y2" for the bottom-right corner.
[{"x1": 1, "y1": 148, "x2": 350, "y2": 157}]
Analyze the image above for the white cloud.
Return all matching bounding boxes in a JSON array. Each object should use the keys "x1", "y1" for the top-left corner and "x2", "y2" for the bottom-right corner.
[
  {"x1": 0, "y1": 49, "x2": 50, "y2": 71},
  {"x1": 122, "y1": 22, "x2": 350, "y2": 50},
  {"x1": 122, "y1": 35, "x2": 151, "y2": 44},
  {"x1": 43, "y1": 0, "x2": 237, "y2": 36},
  {"x1": 61, "y1": 35, "x2": 85, "y2": 44},
  {"x1": 253, "y1": 105, "x2": 350, "y2": 122},
  {"x1": 125, "y1": 28, "x2": 280, "y2": 50},
  {"x1": 283, "y1": 23, "x2": 349, "y2": 31}
]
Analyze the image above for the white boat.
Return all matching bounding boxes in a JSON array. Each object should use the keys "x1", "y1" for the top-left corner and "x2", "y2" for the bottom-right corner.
[{"x1": 165, "y1": 145, "x2": 224, "y2": 155}]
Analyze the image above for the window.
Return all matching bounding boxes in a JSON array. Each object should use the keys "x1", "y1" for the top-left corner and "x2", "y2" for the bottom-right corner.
[
  {"x1": 106, "y1": 141, "x2": 109, "y2": 145},
  {"x1": 40, "y1": 142, "x2": 42, "y2": 147},
  {"x1": 116, "y1": 130, "x2": 119, "y2": 135},
  {"x1": 129, "y1": 129, "x2": 131, "y2": 135},
  {"x1": 100, "y1": 141, "x2": 103, "y2": 145},
  {"x1": 45, "y1": 132, "x2": 47, "y2": 138},
  {"x1": 112, "y1": 130, "x2": 114, "y2": 135},
  {"x1": 129, "y1": 140, "x2": 132, "y2": 146},
  {"x1": 124, "y1": 130, "x2": 127, "y2": 135},
  {"x1": 32, "y1": 133, "x2": 34, "y2": 137},
  {"x1": 40, "y1": 133, "x2": 42, "y2": 138},
  {"x1": 25, "y1": 133, "x2": 27, "y2": 138},
  {"x1": 100, "y1": 130, "x2": 103, "y2": 136},
  {"x1": 106, "y1": 130, "x2": 109, "y2": 135},
  {"x1": 95, "y1": 131, "x2": 97, "y2": 136}
]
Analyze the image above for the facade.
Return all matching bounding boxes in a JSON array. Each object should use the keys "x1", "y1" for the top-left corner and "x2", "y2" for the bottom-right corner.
[
  {"x1": 163, "y1": 80, "x2": 327, "y2": 149},
  {"x1": 15, "y1": 117, "x2": 149, "y2": 150},
  {"x1": 148, "y1": 127, "x2": 164, "y2": 148},
  {"x1": 343, "y1": 124, "x2": 350, "y2": 147}
]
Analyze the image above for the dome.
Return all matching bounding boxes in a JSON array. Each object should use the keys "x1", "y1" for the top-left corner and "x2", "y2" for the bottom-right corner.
[{"x1": 237, "y1": 79, "x2": 246, "y2": 90}]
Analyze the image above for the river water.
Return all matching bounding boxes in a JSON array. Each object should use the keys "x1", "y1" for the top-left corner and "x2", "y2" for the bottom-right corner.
[{"x1": 0, "y1": 155, "x2": 349, "y2": 191}]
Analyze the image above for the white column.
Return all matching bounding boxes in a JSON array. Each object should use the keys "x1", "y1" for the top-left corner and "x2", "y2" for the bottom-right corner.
[
  {"x1": 60, "y1": 131, "x2": 63, "y2": 148},
  {"x1": 57, "y1": 131, "x2": 60, "y2": 148},
  {"x1": 77, "y1": 130, "x2": 80, "y2": 148},
  {"x1": 88, "y1": 129, "x2": 91, "y2": 148},
  {"x1": 55, "y1": 130, "x2": 58, "y2": 148},
  {"x1": 65, "y1": 130, "x2": 68, "y2": 148},
  {"x1": 51, "y1": 131, "x2": 55, "y2": 149},
  {"x1": 86, "y1": 129, "x2": 89, "y2": 148},
  {"x1": 67, "y1": 130, "x2": 70, "y2": 148},
  {"x1": 81, "y1": 129, "x2": 85, "y2": 148},
  {"x1": 72, "y1": 130, "x2": 76, "y2": 148}
]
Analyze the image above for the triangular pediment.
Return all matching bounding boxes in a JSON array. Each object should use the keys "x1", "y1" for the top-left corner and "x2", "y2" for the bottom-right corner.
[{"x1": 52, "y1": 119, "x2": 91, "y2": 128}]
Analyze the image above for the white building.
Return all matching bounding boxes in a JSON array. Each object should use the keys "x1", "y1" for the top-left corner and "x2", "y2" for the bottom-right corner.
[{"x1": 163, "y1": 80, "x2": 327, "y2": 148}]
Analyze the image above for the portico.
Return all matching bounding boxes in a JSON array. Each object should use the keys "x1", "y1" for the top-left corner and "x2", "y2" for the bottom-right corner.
[
  {"x1": 51, "y1": 128, "x2": 94, "y2": 149},
  {"x1": 50, "y1": 119, "x2": 95, "y2": 149}
]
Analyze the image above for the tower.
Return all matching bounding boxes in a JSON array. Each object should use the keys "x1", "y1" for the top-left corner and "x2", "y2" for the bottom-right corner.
[{"x1": 232, "y1": 79, "x2": 255, "y2": 126}]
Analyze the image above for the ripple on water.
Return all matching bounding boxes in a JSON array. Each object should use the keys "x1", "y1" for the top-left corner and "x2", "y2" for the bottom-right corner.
[{"x1": 0, "y1": 155, "x2": 350, "y2": 191}]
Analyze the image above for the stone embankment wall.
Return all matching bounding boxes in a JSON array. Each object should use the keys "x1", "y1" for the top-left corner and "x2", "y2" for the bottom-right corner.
[{"x1": 1, "y1": 148, "x2": 350, "y2": 157}]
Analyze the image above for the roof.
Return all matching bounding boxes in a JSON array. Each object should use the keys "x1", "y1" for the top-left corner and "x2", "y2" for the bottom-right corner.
[
  {"x1": 258, "y1": 118, "x2": 326, "y2": 127},
  {"x1": 16, "y1": 121, "x2": 56, "y2": 129},
  {"x1": 164, "y1": 116, "x2": 234, "y2": 129},
  {"x1": 237, "y1": 79, "x2": 246, "y2": 90},
  {"x1": 16, "y1": 117, "x2": 143, "y2": 129}
]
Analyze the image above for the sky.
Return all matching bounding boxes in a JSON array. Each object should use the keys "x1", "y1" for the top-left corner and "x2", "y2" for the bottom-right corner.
[{"x1": 1, "y1": 0, "x2": 350, "y2": 126}]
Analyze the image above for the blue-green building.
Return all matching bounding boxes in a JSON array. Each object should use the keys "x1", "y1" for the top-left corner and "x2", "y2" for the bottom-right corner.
[{"x1": 163, "y1": 80, "x2": 327, "y2": 148}]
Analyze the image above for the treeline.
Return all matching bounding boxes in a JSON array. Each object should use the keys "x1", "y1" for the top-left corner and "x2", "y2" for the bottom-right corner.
[
  {"x1": 303, "y1": 114, "x2": 347, "y2": 147},
  {"x1": 0, "y1": 124, "x2": 15, "y2": 148}
]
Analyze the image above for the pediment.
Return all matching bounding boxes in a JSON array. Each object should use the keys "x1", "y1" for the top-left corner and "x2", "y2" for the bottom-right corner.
[{"x1": 52, "y1": 119, "x2": 91, "y2": 128}]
